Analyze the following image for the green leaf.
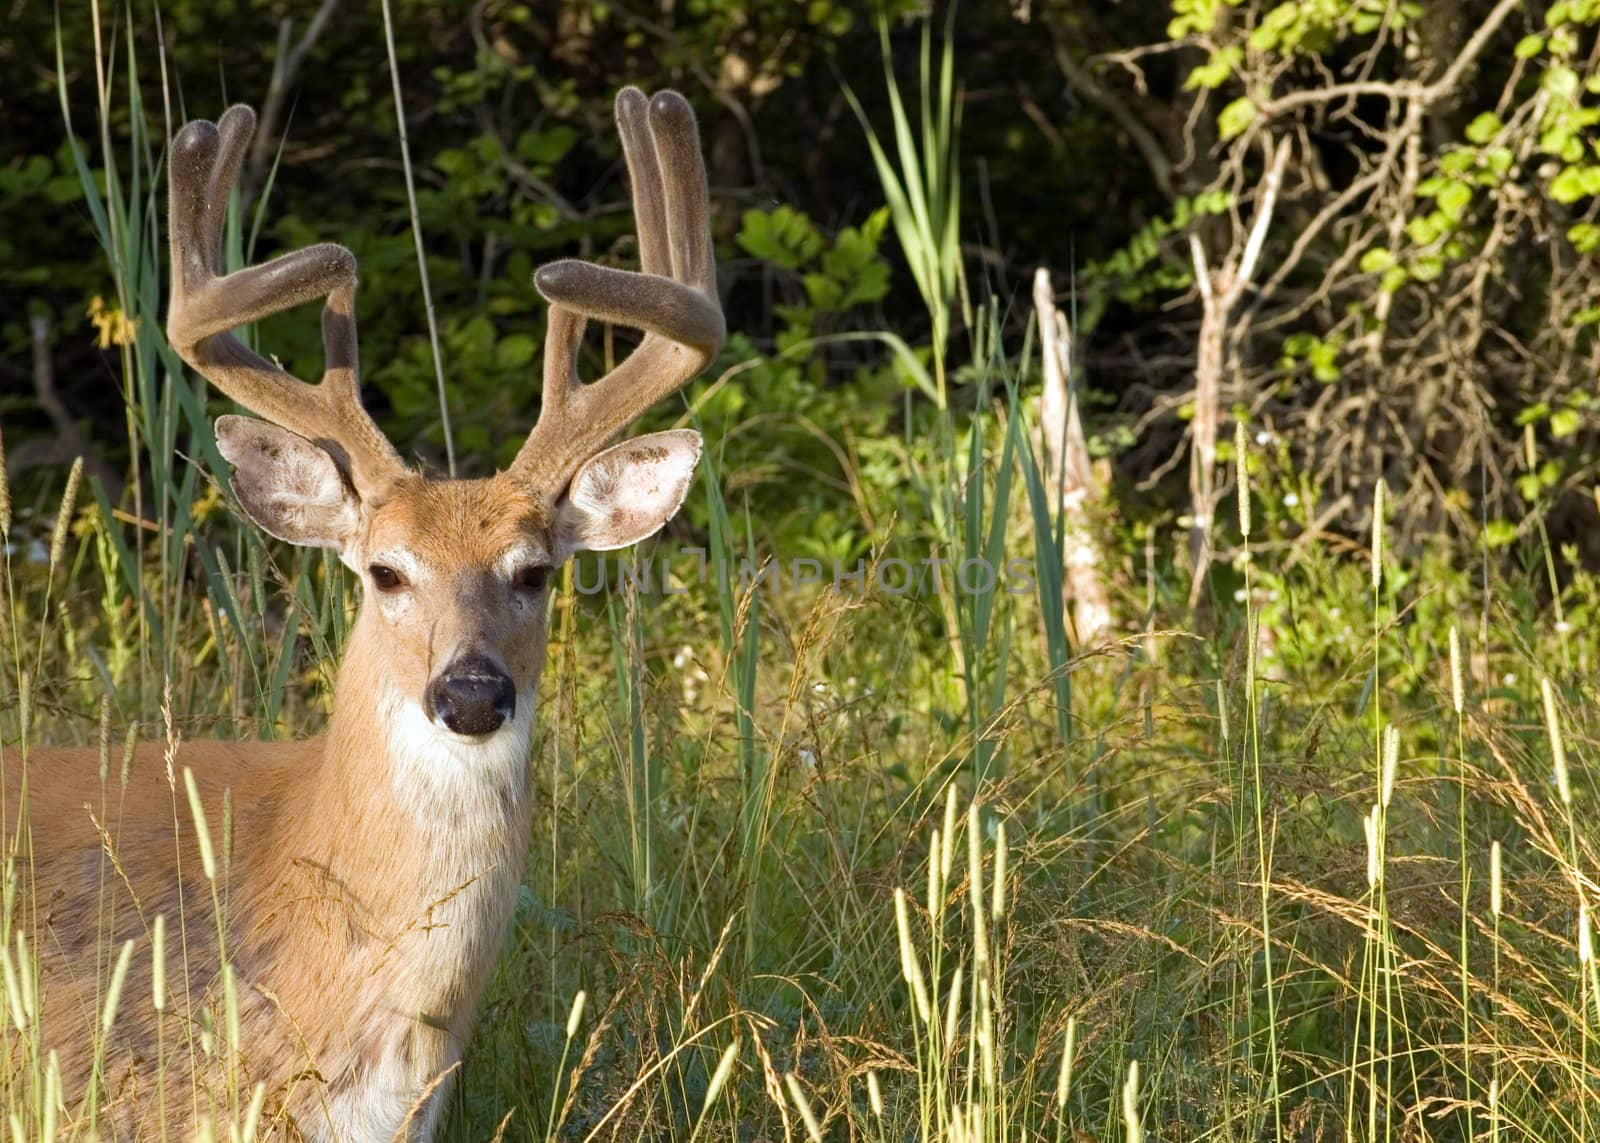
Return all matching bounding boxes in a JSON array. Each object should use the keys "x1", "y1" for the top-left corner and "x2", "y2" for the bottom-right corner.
[
  {"x1": 1309, "y1": 341, "x2": 1340, "y2": 383},
  {"x1": 1552, "y1": 408, "x2": 1582, "y2": 438},
  {"x1": 1542, "y1": 64, "x2": 1580, "y2": 99},
  {"x1": 1217, "y1": 96, "x2": 1256, "y2": 141},
  {"x1": 1406, "y1": 214, "x2": 1440, "y2": 244},
  {"x1": 1569, "y1": 222, "x2": 1600, "y2": 253},
  {"x1": 737, "y1": 205, "x2": 824, "y2": 269},
  {"x1": 1551, "y1": 165, "x2": 1594, "y2": 203},
  {"x1": 1465, "y1": 112, "x2": 1503, "y2": 144},
  {"x1": 1435, "y1": 180, "x2": 1472, "y2": 222},
  {"x1": 1514, "y1": 34, "x2": 1545, "y2": 58},
  {"x1": 1184, "y1": 46, "x2": 1240, "y2": 90},
  {"x1": 1411, "y1": 255, "x2": 1444, "y2": 282},
  {"x1": 801, "y1": 272, "x2": 845, "y2": 312},
  {"x1": 1483, "y1": 519, "x2": 1518, "y2": 548},
  {"x1": 495, "y1": 334, "x2": 537, "y2": 370},
  {"x1": 1359, "y1": 246, "x2": 1394, "y2": 273},
  {"x1": 1167, "y1": 0, "x2": 1221, "y2": 38},
  {"x1": 516, "y1": 125, "x2": 579, "y2": 167}
]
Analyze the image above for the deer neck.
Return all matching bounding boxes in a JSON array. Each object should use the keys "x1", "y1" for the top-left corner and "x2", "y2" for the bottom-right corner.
[{"x1": 300, "y1": 610, "x2": 539, "y2": 893}]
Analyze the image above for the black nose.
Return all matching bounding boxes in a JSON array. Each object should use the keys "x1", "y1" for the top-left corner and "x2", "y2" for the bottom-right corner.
[{"x1": 425, "y1": 656, "x2": 516, "y2": 736}]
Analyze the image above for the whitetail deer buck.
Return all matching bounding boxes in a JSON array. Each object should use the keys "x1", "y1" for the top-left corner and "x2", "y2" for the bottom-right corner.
[{"x1": 9, "y1": 88, "x2": 721, "y2": 1139}]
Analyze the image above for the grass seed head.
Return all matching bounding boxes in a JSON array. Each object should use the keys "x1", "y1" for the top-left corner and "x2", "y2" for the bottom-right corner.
[
  {"x1": 1364, "y1": 805, "x2": 1380, "y2": 889},
  {"x1": 224, "y1": 962, "x2": 242, "y2": 1052},
  {"x1": 967, "y1": 801, "x2": 987, "y2": 928},
  {"x1": 1235, "y1": 420, "x2": 1251, "y2": 541},
  {"x1": 13, "y1": 934, "x2": 34, "y2": 1024},
  {"x1": 42, "y1": 1051, "x2": 60, "y2": 1143},
  {"x1": 894, "y1": 887, "x2": 915, "y2": 983},
  {"x1": 565, "y1": 989, "x2": 587, "y2": 1039},
  {"x1": 1541, "y1": 676, "x2": 1571, "y2": 806},
  {"x1": 0, "y1": 940, "x2": 23, "y2": 1032},
  {"x1": 1448, "y1": 625, "x2": 1464, "y2": 714},
  {"x1": 1490, "y1": 841, "x2": 1503, "y2": 918},
  {"x1": 1381, "y1": 724, "x2": 1399, "y2": 807},
  {"x1": 783, "y1": 1072, "x2": 823, "y2": 1143},
  {"x1": 242, "y1": 1082, "x2": 268, "y2": 1143},
  {"x1": 1056, "y1": 1015, "x2": 1078, "y2": 1109},
  {"x1": 705, "y1": 1040, "x2": 738, "y2": 1112},
  {"x1": 184, "y1": 766, "x2": 218, "y2": 881},
  {"x1": 101, "y1": 939, "x2": 134, "y2": 1037},
  {"x1": 152, "y1": 914, "x2": 167, "y2": 1012},
  {"x1": 97, "y1": 695, "x2": 112, "y2": 783},
  {"x1": 47, "y1": 456, "x2": 82, "y2": 578},
  {"x1": 1121, "y1": 1058, "x2": 1144, "y2": 1143},
  {"x1": 121, "y1": 721, "x2": 138, "y2": 788},
  {"x1": 1370, "y1": 478, "x2": 1385, "y2": 590},
  {"x1": 944, "y1": 959, "x2": 964, "y2": 1051}
]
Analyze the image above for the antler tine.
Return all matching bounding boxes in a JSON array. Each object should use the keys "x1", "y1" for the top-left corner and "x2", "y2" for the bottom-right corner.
[
  {"x1": 167, "y1": 105, "x2": 405, "y2": 496},
  {"x1": 510, "y1": 88, "x2": 724, "y2": 493}
]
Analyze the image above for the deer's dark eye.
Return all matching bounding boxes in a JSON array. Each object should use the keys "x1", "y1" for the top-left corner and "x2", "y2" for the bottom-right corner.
[
  {"x1": 369, "y1": 564, "x2": 406, "y2": 593},
  {"x1": 514, "y1": 565, "x2": 549, "y2": 594}
]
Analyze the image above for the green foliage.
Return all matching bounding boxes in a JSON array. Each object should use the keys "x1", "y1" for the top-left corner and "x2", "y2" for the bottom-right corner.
[
  {"x1": 1216, "y1": 95, "x2": 1255, "y2": 140},
  {"x1": 1168, "y1": 0, "x2": 1230, "y2": 39},
  {"x1": 1080, "y1": 190, "x2": 1232, "y2": 328},
  {"x1": 843, "y1": 9, "x2": 963, "y2": 404},
  {"x1": 1247, "y1": 0, "x2": 1420, "y2": 54},
  {"x1": 736, "y1": 204, "x2": 825, "y2": 269},
  {"x1": 1278, "y1": 330, "x2": 1343, "y2": 384},
  {"x1": 738, "y1": 205, "x2": 892, "y2": 347},
  {"x1": 1184, "y1": 46, "x2": 1241, "y2": 91}
]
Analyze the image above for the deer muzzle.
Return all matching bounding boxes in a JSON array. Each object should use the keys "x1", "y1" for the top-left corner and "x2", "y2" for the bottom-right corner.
[{"x1": 426, "y1": 654, "x2": 516, "y2": 737}]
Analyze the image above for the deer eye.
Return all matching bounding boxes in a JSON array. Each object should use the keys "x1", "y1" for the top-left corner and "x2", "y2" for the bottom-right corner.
[
  {"x1": 514, "y1": 565, "x2": 550, "y2": 594},
  {"x1": 368, "y1": 564, "x2": 406, "y2": 593}
]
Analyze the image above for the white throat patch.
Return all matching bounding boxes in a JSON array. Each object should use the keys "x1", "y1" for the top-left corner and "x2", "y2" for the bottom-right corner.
[{"x1": 379, "y1": 685, "x2": 534, "y2": 826}]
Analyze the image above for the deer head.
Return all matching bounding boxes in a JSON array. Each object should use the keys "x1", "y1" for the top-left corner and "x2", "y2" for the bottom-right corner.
[{"x1": 167, "y1": 88, "x2": 723, "y2": 740}]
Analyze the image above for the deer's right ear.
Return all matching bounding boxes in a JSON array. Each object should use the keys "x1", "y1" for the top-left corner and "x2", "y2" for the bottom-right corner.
[{"x1": 215, "y1": 415, "x2": 361, "y2": 551}]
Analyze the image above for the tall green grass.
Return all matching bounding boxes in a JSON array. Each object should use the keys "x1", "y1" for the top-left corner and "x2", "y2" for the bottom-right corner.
[{"x1": 8, "y1": 6, "x2": 1600, "y2": 1142}]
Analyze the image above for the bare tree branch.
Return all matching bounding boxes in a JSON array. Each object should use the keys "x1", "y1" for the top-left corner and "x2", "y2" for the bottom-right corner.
[
  {"x1": 6, "y1": 315, "x2": 123, "y2": 500},
  {"x1": 1050, "y1": 40, "x2": 1175, "y2": 199},
  {"x1": 242, "y1": 0, "x2": 343, "y2": 204},
  {"x1": 1035, "y1": 268, "x2": 1113, "y2": 645}
]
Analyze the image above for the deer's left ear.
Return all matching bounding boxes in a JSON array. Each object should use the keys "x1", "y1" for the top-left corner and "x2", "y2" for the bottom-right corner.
[
  {"x1": 554, "y1": 429, "x2": 702, "y2": 555},
  {"x1": 216, "y1": 415, "x2": 362, "y2": 552}
]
